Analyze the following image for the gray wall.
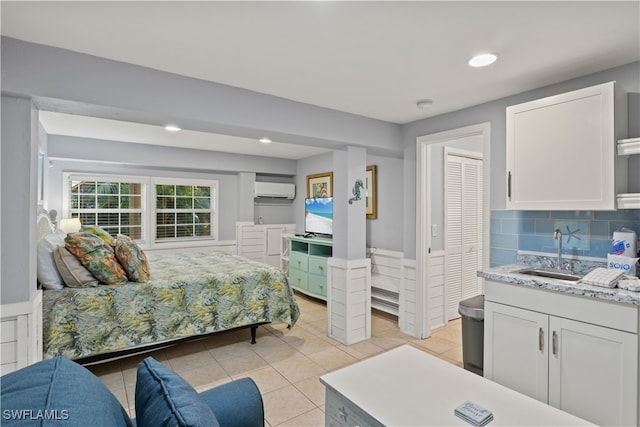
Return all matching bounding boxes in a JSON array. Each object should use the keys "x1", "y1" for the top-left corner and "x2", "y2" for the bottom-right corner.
[
  {"x1": 2, "y1": 37, "x2": 402, "y2": 157},
  {"x1": 294, "y1": 151, "x2": 404, "y2": 251},
  {"x1": 1, "y1": 96, "x2": 38, "y2": 305},
  {"x1": 401, "y1": 61, "x2": 640, "y2": 259},
  {"x1": 365, "y1": 154, "x2": 404, "y2": 252},
  {"x1": 47, "y1": 135, "x2": 301, "y2": 240}
]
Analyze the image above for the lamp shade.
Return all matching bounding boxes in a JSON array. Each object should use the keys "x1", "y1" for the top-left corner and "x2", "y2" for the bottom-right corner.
[{"x1": 59, "y1": 218, "x2": 82, "y2": 233}]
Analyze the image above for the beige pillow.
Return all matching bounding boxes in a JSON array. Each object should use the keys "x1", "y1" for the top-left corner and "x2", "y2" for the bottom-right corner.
[{"x1": 53, "y1": 246, "x2": 100, "y2": 288}]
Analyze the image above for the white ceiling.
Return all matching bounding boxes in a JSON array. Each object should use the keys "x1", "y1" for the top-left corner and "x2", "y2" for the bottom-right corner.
[
  {"x1": 3, "y1": 1, "x2": 639, "y2": 157},
  {"x1": 38, "y1": 111, "x2": 332, "y2": 160}
]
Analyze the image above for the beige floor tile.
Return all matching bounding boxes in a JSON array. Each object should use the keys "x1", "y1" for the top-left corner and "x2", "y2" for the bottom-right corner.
[
  {"x1": 277, "y1": 325, "x2": 316, "y2": 342},
  {"x1": 369, "y1": 330, "x2": 411, "y2": 350},
  {"x1": 262, "y1": 385, "x2": 316, "y2": 426},
  {"x1": 433, "y1": 325, "x2": 463, "y2": 345},
  {"x1": 208, "y1": 340, "x2": 256, "y2": 361},
  {"x1": 336, "y1": 340, "x2": 385, "y2": 360},
  {"x1": 412, "y1": 335, "x2": 459, "y2": 355},
  {"x1": 251, "y1": 337, "x2": 303, "y2": 364},
  {"x1": 307, "y1": 347, "x2": 358, "y2": 372},
  {"x1": 88, "y1": 362, "x2": 125, "y2": 390},
  {"x1": 293, "y1": 376, "x2": 326, "y2": 406},
  {"x1": 125, "y1": 384, "x2": 135, "y2": 412},
  {"x1": 276, "y1": 407, "x2": 325, "y2": 427},
  {"x1": 217, "y1": 351, "x2": 269, "y2": 377},
  {"x1": 122, "y1": 366, "x2": 138, "y2": 389},
  {"x1": 286, "y1": 335, "x2": 337, "y2": 356},
  {"x1": 371, "y1": 313, "x2": 398, "y2": 333},
  {"x1": 236, "y1": 366, "x2": 291, "y2": 394},
  {"x1": 167, "y1": 350, "x2": 217, "y2": 374},
  {"x1": 303, "y1": 319, "x2": 328, "y2": 336},
  {"x1": 441, "y1": 345, "x2": 463, "y2": 364},
  {"x1": 272, "y1": 355, "x2": 327, "y2": 384},
  {"x1": 178, "y1": 361, "x2": 230, "y2": 389},
  {"x1": 109, "y1": 386, "x2": 128, "y2": 413}
]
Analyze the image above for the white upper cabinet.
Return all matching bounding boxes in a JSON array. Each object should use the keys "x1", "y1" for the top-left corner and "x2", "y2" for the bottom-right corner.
[{"x1": 506, "y1": 81, "x2": 627, "y2": 210}]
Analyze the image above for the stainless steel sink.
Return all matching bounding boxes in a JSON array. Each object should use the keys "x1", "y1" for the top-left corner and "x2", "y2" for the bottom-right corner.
[{"x1": 517, "y1": 268, "x2": 582, "y2": 282}]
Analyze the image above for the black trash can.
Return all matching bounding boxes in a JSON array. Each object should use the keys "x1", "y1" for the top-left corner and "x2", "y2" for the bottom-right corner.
[{"x1": 458, "y1": 295, "x2": 484, "y2": 376}]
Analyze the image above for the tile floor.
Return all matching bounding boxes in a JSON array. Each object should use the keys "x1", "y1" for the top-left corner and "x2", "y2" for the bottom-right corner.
[{"x1": 87, "y1": 293, "x2": 464, "y2": 426}]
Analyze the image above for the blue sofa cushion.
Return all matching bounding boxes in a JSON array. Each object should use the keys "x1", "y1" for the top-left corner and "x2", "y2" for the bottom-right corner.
[
  {"x1": 135, "y1": 357, "x2": 219, "y2": 427},
  {"x1": 0, "y1": 356, "x2": 132, "y2": 426},
  {"x1": 199, "y1": 378, "x2": 264, "y2": 427}
]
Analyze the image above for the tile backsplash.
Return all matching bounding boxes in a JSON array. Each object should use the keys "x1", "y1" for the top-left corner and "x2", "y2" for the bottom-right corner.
[{"x1": 490, "y1": 210, "x2": 640, "y2": 267}]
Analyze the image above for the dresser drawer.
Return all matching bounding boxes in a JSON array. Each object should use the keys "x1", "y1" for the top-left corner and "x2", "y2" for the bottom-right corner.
[
  {"x1": 308, "y1": 274, "x2": 327, "y2": 297},
  {"x1": 308, "y1": 256, "x2": 327, "y2": 276},
  {"x1": 289, "y1": 252, "x2": 308, "y2": 271},
  {"x1": 325, "y1": 387, "x2": 382, "y2": 427},
  {"x1": 289, "y1": 268, "x2": 308, "y2": 291}
]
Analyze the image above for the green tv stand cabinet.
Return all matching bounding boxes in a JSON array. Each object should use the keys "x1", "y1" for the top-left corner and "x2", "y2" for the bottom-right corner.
[{"x1": 287, "y1": 236, "x2": 332, "y2": 300}]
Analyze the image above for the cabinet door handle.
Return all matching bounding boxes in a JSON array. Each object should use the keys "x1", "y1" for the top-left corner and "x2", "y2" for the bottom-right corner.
[
  {"x1": 538, "y1": 328, "x2": 544, "y2": 352},
  {"x1": 318, "y1": 265, "x2": 323, "y2": 271},
  {"x1": 552, "y1": 331, "x2": 558, "y2": 356},
  {"x1": 507, "y1": 171, "x2": 512, "y2": 200},
  {"x1": 338, "y1": 406, "x2": 348, "y2": 422}
]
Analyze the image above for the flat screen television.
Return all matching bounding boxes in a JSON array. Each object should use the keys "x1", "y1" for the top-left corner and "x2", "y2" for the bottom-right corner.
[{"x1": 304, "y1": 197, "x2": 333, "y2": 237}]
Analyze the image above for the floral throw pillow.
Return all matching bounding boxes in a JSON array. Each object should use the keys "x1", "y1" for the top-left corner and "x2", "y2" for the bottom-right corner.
[
  {"x1": 81, "y1": 225, "x2": 114, "y2": 245},
  {"x1": 64, "y1": 232, "x2": 127, "y2": 285},
  {"x1": 113, "y1": 234, "x2": 150, "y2": 282}
]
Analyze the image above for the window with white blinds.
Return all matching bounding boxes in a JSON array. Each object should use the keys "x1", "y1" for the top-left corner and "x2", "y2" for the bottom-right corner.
[
  {"x1": 154, "y1": 180, "x2": 217, "y2": 241},
  {"x1": 68, "y1": 177, "x2": 145, "y2": 240},
  {"x1": 64, "y1": 174, "x2": 219, "y2": 245}
]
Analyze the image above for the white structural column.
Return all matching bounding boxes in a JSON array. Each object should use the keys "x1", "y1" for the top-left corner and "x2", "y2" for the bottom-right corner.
[{"x1": 327, "y1": 146, "x2": 371, "y2": 345}]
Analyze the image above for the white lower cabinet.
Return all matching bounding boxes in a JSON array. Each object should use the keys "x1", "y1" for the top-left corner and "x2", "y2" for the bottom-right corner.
[{"x1": 485, "y1": 299, "x2": 638, "y2": 426}]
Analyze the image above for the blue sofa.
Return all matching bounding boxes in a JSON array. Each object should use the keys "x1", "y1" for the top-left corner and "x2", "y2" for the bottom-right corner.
[{"x1": 1, "y1": 356, "x2": 264, "y2": 426}]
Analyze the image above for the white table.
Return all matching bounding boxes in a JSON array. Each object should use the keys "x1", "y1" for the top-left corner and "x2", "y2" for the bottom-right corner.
[{"x1": 320, "y1": 345, "x2": 594, "y2": 426}]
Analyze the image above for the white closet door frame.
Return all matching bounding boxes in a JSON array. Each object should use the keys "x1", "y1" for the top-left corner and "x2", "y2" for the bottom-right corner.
[
  {"x1": 416, "y1": 122, "x2": 491, "y2": 338},
  {"x1": 444, "y1": 148, "x2": 483, "y2": 321}
]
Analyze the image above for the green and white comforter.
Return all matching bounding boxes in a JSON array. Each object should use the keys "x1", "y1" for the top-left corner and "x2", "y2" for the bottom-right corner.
[{"x1": 43, "y1": 251, "x2": 300, "y2": 360}]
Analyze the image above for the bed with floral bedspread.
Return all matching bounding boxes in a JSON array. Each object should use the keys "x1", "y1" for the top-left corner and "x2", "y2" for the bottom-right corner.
[{"x1": 42, "y1": 250, "x2": 300, "y2": 360}]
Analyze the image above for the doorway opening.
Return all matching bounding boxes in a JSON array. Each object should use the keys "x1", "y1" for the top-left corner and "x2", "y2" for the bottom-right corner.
[{"x1": 416, "y1": 122, "x2": 491, "y2": 337}]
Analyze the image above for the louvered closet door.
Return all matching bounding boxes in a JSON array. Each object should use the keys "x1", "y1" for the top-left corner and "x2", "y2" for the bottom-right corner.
[{"x1": 445, "y1": 154, "x2": 483, "y2": 321}]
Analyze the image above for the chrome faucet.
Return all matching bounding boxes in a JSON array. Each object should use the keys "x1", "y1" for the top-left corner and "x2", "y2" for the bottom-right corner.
[{"x1": 554, "y1": 229, "x2": 562, "y2": 270}]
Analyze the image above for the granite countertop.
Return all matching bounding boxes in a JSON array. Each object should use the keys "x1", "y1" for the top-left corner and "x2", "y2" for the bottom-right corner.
[{"x1": 478, "y1": 264, "x2": 640, "y2": 306}]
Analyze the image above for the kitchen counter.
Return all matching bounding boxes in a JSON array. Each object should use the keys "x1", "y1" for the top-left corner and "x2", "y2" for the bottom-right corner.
[{"x1": 478, "y1": 264, "x2": 640, "y2": 306}]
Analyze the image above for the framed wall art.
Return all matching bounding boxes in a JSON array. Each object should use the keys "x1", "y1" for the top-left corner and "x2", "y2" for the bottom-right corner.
[
  {"x1": 307, "y1": 172, "x2": 333, "y2": 198},
  {"x1": 366, "y1": 165, "x2": 377, "y2": 219}
]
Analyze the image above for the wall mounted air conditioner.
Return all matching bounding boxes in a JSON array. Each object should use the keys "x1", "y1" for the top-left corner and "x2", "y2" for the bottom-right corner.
[{"x1": 254, "y1": 182, "x2": 296, "y2": 199}]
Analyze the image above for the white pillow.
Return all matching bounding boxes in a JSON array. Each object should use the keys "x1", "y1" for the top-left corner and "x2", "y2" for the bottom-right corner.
[{"x1": 37, "y1": 229, "x2": 66, "y2": 290}]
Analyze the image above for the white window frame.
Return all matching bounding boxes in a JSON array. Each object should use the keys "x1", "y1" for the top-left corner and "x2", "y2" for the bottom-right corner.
[
  {"x1": 62, "y1": 173, "x2": 219, "y2": 250},
  {"x1": 62, "y1": 173, "x2": 148, "y2": 242},
  {"x1": 151, "y1": 177, "x2": 219, "y2": 246}
]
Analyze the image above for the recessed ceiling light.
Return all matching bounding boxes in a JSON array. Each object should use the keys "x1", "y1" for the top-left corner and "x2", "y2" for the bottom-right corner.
[
  {"x1": 468, "y1": 53, "x2": 497, "y2": 68},
  {"x1": 259, "y1": 137, "x2": 272, "y2": 144},
  {"x1": 416, "y1": 99, "x2": 433, "y2": 109},
  {"x1": 164, "y1": 125, "x2": 181, "y2": 132}
]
